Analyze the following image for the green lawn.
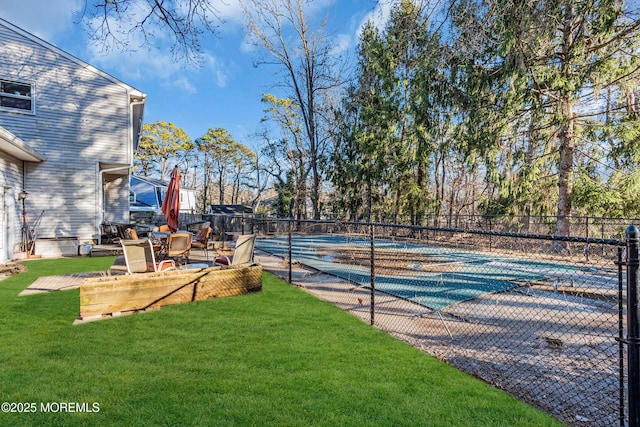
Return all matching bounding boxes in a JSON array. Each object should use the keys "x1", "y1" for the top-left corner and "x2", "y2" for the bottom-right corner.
[{"x1": 0, "y1": 257, "x2": 564, "y2": 426}]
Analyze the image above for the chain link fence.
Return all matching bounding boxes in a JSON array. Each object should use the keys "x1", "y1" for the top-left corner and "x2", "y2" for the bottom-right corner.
[
  {"x1": 319, "y1": 214, "x2": 638, "y2": 242},
  {"x1": 248, "y1": 218, "x2": 639, "y2": 427}
]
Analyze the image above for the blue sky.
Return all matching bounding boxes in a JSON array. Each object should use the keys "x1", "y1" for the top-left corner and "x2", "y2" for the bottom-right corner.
[{"x1": 0, "y1": 0, "x2": 390, "y2": 151}]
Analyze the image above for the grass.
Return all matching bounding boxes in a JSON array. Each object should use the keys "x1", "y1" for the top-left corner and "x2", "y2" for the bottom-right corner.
[{"x1": 0, "y1": 257, "x2": 565, "y2": 426}]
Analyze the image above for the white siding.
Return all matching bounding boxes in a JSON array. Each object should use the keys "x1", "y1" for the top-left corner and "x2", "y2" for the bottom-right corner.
[{"x1": 0, "y1": 21, "x2": 136, "y2": 245}]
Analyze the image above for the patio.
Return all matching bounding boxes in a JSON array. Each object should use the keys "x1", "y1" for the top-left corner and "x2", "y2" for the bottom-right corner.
[
  {"x1": 15, "y1": 236, "x2": 401, "y2": 331},
  {"x1": 19, "y1": 241, "x2": 236, "y2": 296}
]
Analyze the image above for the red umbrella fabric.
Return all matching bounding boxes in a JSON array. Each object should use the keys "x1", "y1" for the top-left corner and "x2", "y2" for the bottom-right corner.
[{"x1": 161, "y1": 166, "x2": 182, "y2": 232}]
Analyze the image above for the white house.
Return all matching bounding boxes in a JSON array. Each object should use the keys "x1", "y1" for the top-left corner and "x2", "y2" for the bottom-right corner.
[{"x1": 0, "y1": 18, "x2": 145, "y2": 261}]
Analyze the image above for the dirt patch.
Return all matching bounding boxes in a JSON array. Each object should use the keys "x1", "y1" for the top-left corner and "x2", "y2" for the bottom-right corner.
[{"x1": 0, "y1": 263, "x2": 27, "y2": 280}]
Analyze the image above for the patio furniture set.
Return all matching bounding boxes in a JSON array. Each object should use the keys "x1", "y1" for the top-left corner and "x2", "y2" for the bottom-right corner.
[
  {"x1": 78, "y1": 166, "x2": 262, "y2": 322},
  {"x1": 120, "y1": 228, "x2": 256, "y2": 274},
  {"x1": 78, "y1": 233, "x2": 260, "y2": 321}
]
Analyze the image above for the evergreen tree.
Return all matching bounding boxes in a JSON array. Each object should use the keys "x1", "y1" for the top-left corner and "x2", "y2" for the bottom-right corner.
[{"x1": 452, "y1": 0, "x2": 640, "y2": 246}]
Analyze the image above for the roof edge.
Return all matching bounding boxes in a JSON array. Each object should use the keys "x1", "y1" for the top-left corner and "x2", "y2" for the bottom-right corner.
[{"x1": 0, "y1": 126, "x2": 46, "y2": 162}]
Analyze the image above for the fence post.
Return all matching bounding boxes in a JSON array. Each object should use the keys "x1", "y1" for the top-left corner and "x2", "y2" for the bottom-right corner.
[
  {"x1": 619, "y1": 247, "x2": 626, "y2": 427},
  {"x1": 585, "y1": 216, "x2": 590, "y2": 262},
  {"x1": 288, "y1": 199, "x2": 294, "y2": 284},
  {"x1": 489, "y1": 217, "x2": 493, "y2": 252},
  {"x1": 626, "y1": 225, "x2": 640, "y2": 427},
  {"x1": 370, "y1": 222, "x2": 375, "y2": 326}
]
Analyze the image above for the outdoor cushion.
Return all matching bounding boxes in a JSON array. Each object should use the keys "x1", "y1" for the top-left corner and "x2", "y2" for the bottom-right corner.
[{"x1": 214, "y1": 256, "x2": 232, "y2": 265}]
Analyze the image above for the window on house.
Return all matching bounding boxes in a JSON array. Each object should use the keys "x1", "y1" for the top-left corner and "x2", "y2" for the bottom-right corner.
[{"x1": 0, "y1": 79, "x2": 33, "y2": 112}]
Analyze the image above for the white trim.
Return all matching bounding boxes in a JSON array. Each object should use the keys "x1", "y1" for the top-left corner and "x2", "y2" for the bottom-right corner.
[
  {"x1": 0, "y1": 126, "x2": 46, "y2": 162},
  {"x1": 0, "y1": 78, "x2": 35, "y2": 114}
]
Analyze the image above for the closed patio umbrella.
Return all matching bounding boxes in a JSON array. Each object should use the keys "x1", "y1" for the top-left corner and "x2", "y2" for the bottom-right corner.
[{"x1": 161, "y1": 165, "x2": 182, "y2": 232}]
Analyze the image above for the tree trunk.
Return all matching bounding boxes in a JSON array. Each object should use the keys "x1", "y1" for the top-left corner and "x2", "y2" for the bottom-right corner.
[
  {"x1": 217, "y1": 163, "x2": 226, "y2": 205},
  {"x1": 433, "y1": 151, "x2": 442, "y2": 219},
  {"x1": 393, "y1": 186, "x2": 401, "y2": 224},
  {"x1": 415, "y1": 160, "x2": 427, "y2": 226},
  {"x1": 553, "y1": 4, "x2": 576, "y2": 253},
  {"x1": 553, "y1": 99, "x2": 575, "y2": 252}
]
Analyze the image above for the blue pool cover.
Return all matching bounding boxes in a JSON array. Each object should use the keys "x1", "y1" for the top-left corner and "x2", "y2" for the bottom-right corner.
[{"x1": 256, "y1": 235, "x2": 562, "y2": 311}]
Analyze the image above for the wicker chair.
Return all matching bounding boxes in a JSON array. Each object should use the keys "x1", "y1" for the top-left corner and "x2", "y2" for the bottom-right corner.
[
  {"x1": 124, "y1": 228, "x2": 139, "y2": 240},
  {"x1": 165, "y1": 232, "x2": 192, "y2": 266},
  {"x1": 191, "y1": 227, "x2": 213, "y2": 259}
]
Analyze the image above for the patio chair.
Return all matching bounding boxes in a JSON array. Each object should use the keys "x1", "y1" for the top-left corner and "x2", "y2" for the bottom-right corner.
[
  {"x1": 165, "y1": 232, "x2": 192, "y2": 266},
  {"x1": 121, "y1": 239, "x2": 175, "y2": 274},
  {"x1": 186, "y1": 221, "x2": 211, "y2": 234},
  {"x1": 115, "y1": 224, "x2": 130, "y2": 240},
  {"x1": 124, "y1": 228, "x2": 139, "y2": 240},
  {"x1": 101, "y1": 222, "x2": 119, "y2": 244},
  {"x1": 214, "y1": 234, "x2": 256, "y2": 266},
  {"x1": 191, "y1": 226, "x2": 213, "y2": 259},
  {"x1": 126, "y1": 226, "x2": 166, "y2": 254}
]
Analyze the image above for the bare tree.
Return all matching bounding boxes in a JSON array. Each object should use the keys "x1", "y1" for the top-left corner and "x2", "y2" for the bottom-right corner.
[
  {"x1": 76, "y1": 0, "x2": 223, "y2": 62},
  {"x1": 242, "y1": 0, "x2": 342, "y2": 219}
]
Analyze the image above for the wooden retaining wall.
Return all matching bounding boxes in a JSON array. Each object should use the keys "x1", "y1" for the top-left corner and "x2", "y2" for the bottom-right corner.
[{"x1": 79, "y1": 264, "x2": 262, "y2": 321}]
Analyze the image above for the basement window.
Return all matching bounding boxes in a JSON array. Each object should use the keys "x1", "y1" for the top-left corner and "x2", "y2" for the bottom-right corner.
[{"x1": 0, "y1": 79, "x2": 33, "y2": 113}]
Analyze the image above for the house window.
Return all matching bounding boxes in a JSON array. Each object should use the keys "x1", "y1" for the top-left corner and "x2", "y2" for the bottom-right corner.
[{"x1": 0, "y1": 79, "x2": 33, "y2": 113}]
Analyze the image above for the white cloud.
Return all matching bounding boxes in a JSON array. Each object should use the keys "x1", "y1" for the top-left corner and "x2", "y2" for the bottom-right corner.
[
  {"x1": 88, "y1": 43, "x2": 178, "y2": 79},
  {"x1": 239, "y1": 35, "x2": 258, "y2": 55},
  {"x1": 74, "y1": 0, "x2": 244, "y2": 90},
  {"x1": 332, "y1": 33, "x2": 352, "y2": 56},
  {"x1": 356, "y1": 1, "x2": 392, "y2": 39},
  {"x1": 211, "y1": 0, "x2": 246, "y2": 26},
  {"x1": 214, "y1": 69, "x2": 228, "y2": 88},
  {"x1": 202, "y1": 54, "x2": 233, "y2": 88},
  {"x1": 0, "y1": 0, "x2": 83, "y2": 41},
  {"x1": 171, "y1": 76, "x2": 197, "y2": 94}
]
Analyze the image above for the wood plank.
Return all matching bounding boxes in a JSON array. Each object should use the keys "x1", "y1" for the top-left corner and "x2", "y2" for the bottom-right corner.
[{"x1": 79, "y1": 264, "x2": 262, "y2": 320}]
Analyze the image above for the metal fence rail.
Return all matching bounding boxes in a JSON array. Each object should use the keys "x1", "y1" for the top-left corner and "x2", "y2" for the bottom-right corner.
[
  {"x1": 318, "y1": 214, "x2": 640, "y2": 242},
  {"x1": 248, "y1": 218, "x2": 638, "y2": 427}
]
